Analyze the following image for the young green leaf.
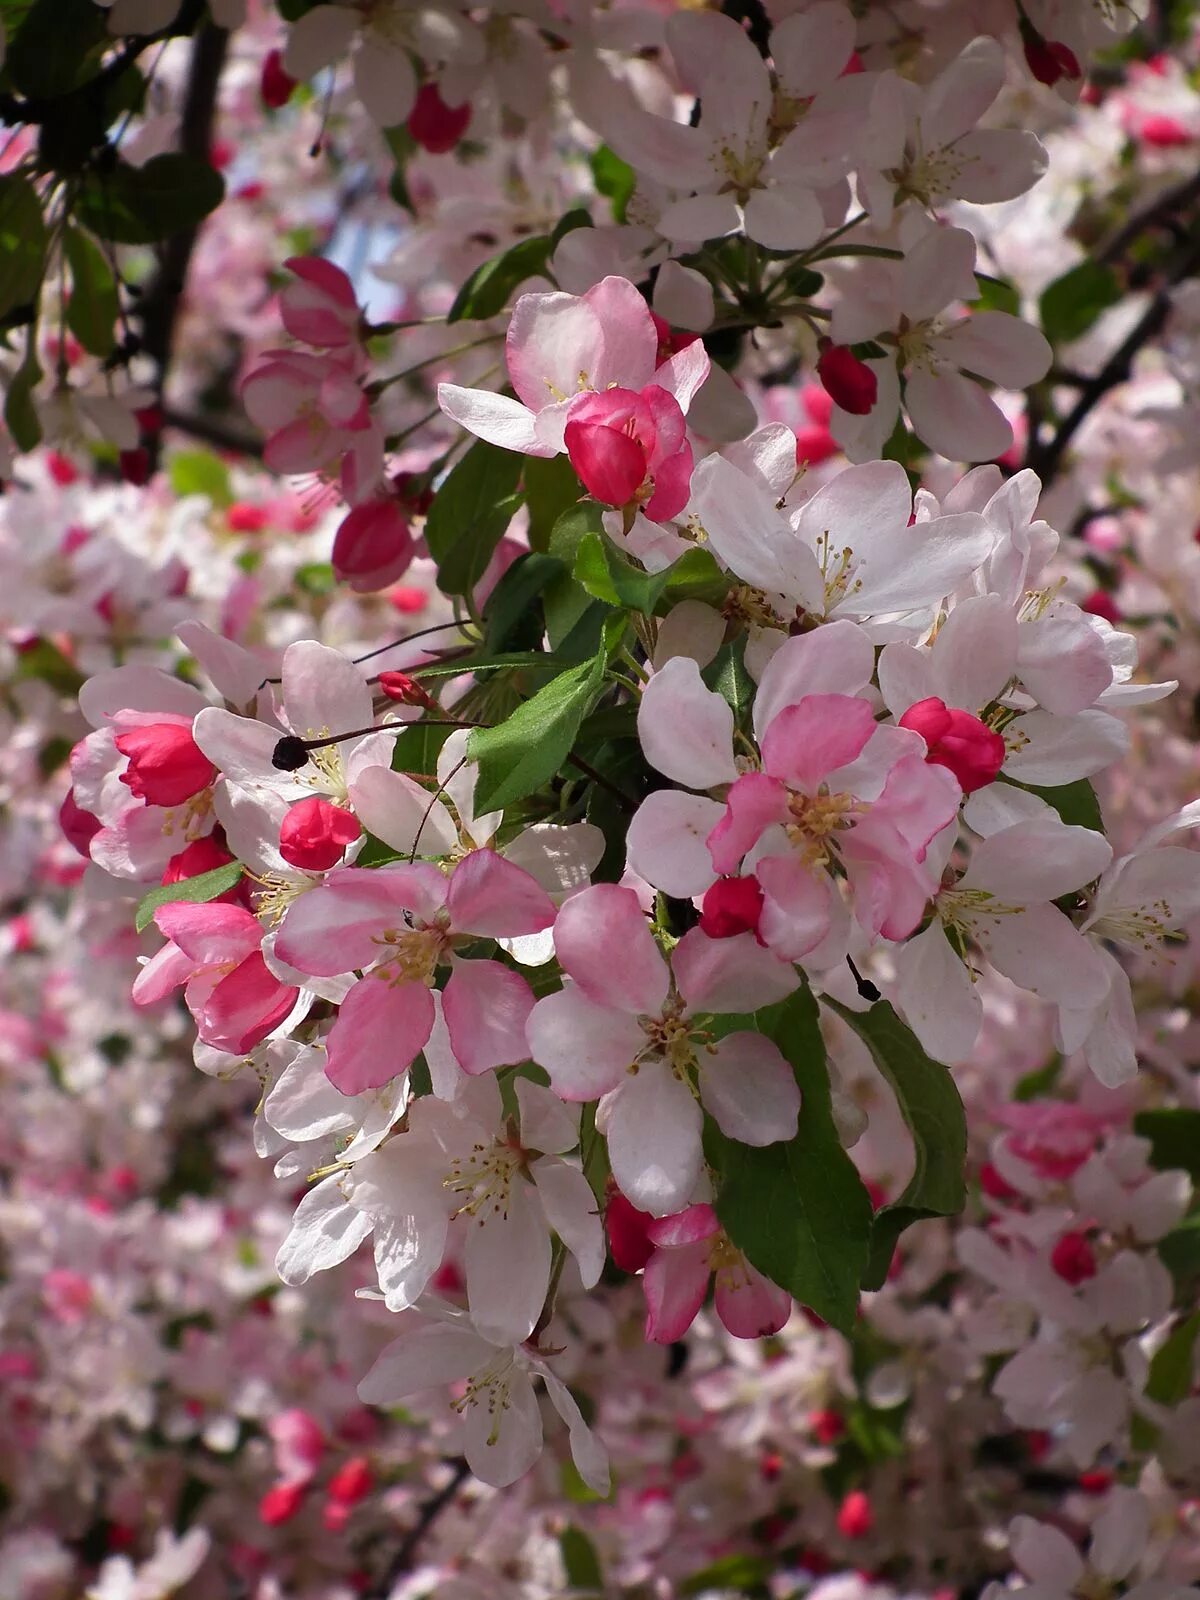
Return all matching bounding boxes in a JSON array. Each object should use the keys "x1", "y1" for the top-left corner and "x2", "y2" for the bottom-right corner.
[
  {"x1": 1039, "y1": 261, "x2": 1121, "y2": 346},
  {"x1": 0, "y1": 175, "x2": 47, "y2": 325},
  {"x1": 423, "y1": 439, "x2": 524, "y2": 595},
  {"x1": 135, "y1": 863, "x2": 245, "y2": 934},
  {"x1": 573, "y1": 529, "x2": 669, "y2": 613},
  {"x1": 76, "y1": 155, "x2": 226, "y2": 245},
  {"x1": 63, "y1": 226, "x2": 118, "y2": 358},
  {"x1": 1133, "y1": 1108, "x2": 1200, "y2": 1182},
  {"x1": 706, "y1": 986, "x2": 874, "y2": 1335},
  {"x1": 826, "y1": 1000, "x2": 968, "y2": 1288},
  {"x1": 467, "y1": 649, "x2": 605, "y2": 812}
]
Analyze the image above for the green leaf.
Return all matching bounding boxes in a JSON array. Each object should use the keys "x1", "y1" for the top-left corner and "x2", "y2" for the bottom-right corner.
[
  {"x1": 1039, "y1": 261, "x2": 1121, "y2": 346},
  {"x1": 448, "y1": 235, "x2": 555, "y2": 324},
  {"x1": 1003, "y1": 776, "x2": 1105, "y2": 833},
  {"x1": 390, "y1": 721, "x2": 452, "y2": 777},
  {"x1": 168, "y1": 448, "x2": 233, "y2": 507},
  {"x1": 1012, "y1": 1053, "x2": 1063, "y2": 1103},
  {"x1": 14, "y1": 636, "x2": 83, "y2": 694},
  {"x1": 703, "y1": 638, "x2": 754, "y2": 723},
  {"x1": 974, "y1": 273, "x2": 1020, "y2": 318},
  {"x1": 1145, "y1": 1312, "x2": 1200, "y2": 1406},
  {"x1": 423, "y1": 439, "x2": 524, "y2": 595},
  {"x1": 63, "y1": 226, "x2": 118, "y2": 357},
  {"x1": 826, "y1": 1000, "x2": 968, "y2": 1289},
  {"x1": 467, "y1": 650, "x2": 605, "y2": 812},
  {"x1": 4, "y1": 331, "x2": 42, "y2": 453},
  {"x1": 661, "y1": 546, "x2": 730, "y2": 607},
  {"x1": 545, "y1": 503, "x2": 608, "y2": 649},
  {"x1": 680, "y1": 1554, "x2": 771, "y2": 1596},
  {"x1": 1133, "y1": 1109, "x2": 1200, "y2": 1182},
  {"x1": 76, "y1": 154, "x2": 225, "y2": 245},
  {"x1": 8, "y1": 0, "x2": 107, "y2": 97},
  {"x1": 590, "y1": 145, "x2": 636, "y2": 222},
  {"x1": 482, "y1": 550, "x2": 563, "y2": 653},
  {"x1": 707, "y1": 986, "x2": 874, "y2": 1335},
  {"x1": 523, "y1": 452, "x2": 581, "y2": 552},
  {"x1": 0, "y1": 175, "x2": 47, "y2": 325},
  {"x1": 1159, "y1": 1215, "x2": 1200, "y2": 1288},
  {"x1": 573, "y1": 529, "x2": 668, "y2": 613},
  {"x1": 558, "y1": 1527, "x2": 604, "y2": 1592},
  {"x1": 135, "y1": 863, "x2": 245, "y2": 934}
]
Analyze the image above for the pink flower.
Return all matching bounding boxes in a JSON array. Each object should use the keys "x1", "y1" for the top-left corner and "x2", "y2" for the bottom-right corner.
[
  {"x1": 268, "y1": 1408, "x2": 325, "y2": 1487},
  {"x1": 279, "y1": 256, "x2": 361, "y2": 350},
  {"x1": 642, "y1": 1203, "x2": 791, "y2": 1342},
  {"x1": 563, "y1": 384, "x2": 694, "y2": 522},
  {"x1": 526, "y1": 884, "x2": 800, "y2": 1215},
  {"x1": 114, "y1": 720, "x2": 216, "y2": 807},
  {"x1": 260, "y1": 47, "x2": 297, "y2": 108},
  {"x1": 438, "y1": 276, "x2": 709, "y2": 488},
  {"x1": 698, "y1": 876, "x2": 764, "y2": 941},
  {"x1": 274, "y1": 851, "x2": 556, "y2": 1094},
  {"x1": 242, "y1": 349, "x2": 383, "y2": 503},
  {"x1": 898, "y1": 696, "x2": 1005, "y2": 795},
  {"x1": 132, "y1": 901, "x2": 299, "y2": 1056}
]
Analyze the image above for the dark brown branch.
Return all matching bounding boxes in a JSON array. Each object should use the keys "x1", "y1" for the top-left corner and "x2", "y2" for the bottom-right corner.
[
  {"x1": 161, "y1": 405, "x2": 263, "y2": 458},
  {"x1": 137, "y1": 19, "x2": 229, "y2": 471},
  {"x1": 1026, "y1": 233, "x2": 1200, "y2": 487},
  {"x1": 369, "y1": 1459, "x2": 471, "y2": 1595},
  {"x1": 1095, "y1": 168, "x2": 1200, "y2": 267}
]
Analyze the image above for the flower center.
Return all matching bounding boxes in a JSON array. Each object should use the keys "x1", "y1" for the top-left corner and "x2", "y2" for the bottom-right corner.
[
  {"x1": 372, "y1": 920, "x2": 448, "y2": 985},
  {"x1": 451, "y1": 1348, "x2": 518, "y2": 1446},
  {"x1": 444, "y1": 1135, "x2": 525, "y2": 1221},
  {"x1": 784, "y1": 788, "x2": 854, "y2": 869}
]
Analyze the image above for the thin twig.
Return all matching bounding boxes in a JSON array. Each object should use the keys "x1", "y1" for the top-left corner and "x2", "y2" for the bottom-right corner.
[
  {"x1": 369, "y1": 1458, "x2": 471, "y2": 1595},
  {"x1": 161, "y1": 405, "x2": 263, "y2": 458}
]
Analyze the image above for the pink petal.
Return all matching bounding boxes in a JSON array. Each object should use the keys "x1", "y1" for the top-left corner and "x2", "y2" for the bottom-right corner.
[
  {"x1": 699, "y1": 1032, "x2": 801, "y2": 1145},
  {"x1": 275, "y1": 864, "x2": 447, "y2": 976},
  {"x1": 551, "y1": 884, "x2": 669, "y2": 1015},
  {"x1": 643, "y1": 1239, "x2": 711, "y2": 1342},
  {"x1": 324, "y1": 976, "x2": 433, "y2": 1095},
  {"x1": 670, "y1": 926, "x2": 799, "y2": 1014},
  {"x1": 445, "y1": 850, "x2": 557, "y2": 939},
  {"x1": 442, "y1": 959, "x2": 536, "y2": 1076},
  {"x1": 564, "y1": 418, "x2": 647, "y2": 507},
  {"x1": 760, "y1": 694, "x2": 876, "y2": 792},
  {"x1": 131, "y1": 939, "x2": 196, "y2": 1005},
  {"x1": 645, "y1": 1202, "x2": 720, "y2": 1249},
  {"x1": 153, "y1": 901, "x2": 262, "y2": 967},
  {"x1": 707, "y1": 772, "x2": 789, "y2": 876},
  {"x1": 197, "y1": 952, "x2": 299, "y2": 1055},
  {"x1": 756, "y1": 854, "x2": 834, "y2": 962},
  {"x1": 714, "y1": 1258, "x2": 792, "y2": 1338},
  {"x1": 526, "y1": 986, "x2": 643, "y2": 1100}
]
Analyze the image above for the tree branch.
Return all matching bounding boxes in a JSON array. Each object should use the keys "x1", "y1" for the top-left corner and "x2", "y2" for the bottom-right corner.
[
  {"x1": 161, "y1": 405, "x2": 263, "y2": 459},
  {"x1": 1026, "y1": 233, "x2": 1200, "y2": 487},
  {"x1": 137, "y1": 18, "x2": 229, "y2": 471},
  {"x1": 368, "y1": 1459, "x2": 471, "y2": 1596}
]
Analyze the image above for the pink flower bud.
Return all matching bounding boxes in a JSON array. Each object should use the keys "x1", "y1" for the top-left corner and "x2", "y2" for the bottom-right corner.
[
  {"x1": 836, "y1": 1489, "x2": 873, "y2": 1539},
  {"x1": 898, "y1": 697, "x2": 1005, "y2": 796},
  {"x1": 816, "y1": 343, "x2": 878, "y2": 416},
  {"x1": 1080, "y1": 589, "x2": 1121, "y2": 625},
  {"x1": 605, "y1": 1186, "x2": 656, "y2": 1273},
  {"x1": 326, "y1": 1455, "x2": 372, "y2": 1506},
  {"x1": 699, "y1": 876, "x2": 764, "y2": 940},
  {"x1": 1138, "y1": 114, "x2": 1194, "y2": 149},
  {"x1": 59, "y1": 788, "x2": 101, "y2": 858},
  {"x1": 1050, "y1": 1230, "x2": 1097, "y2": 1284},
  {"x1": 258, "y1": 1481, "x2": 306, "y2": 1526},
  {"x1": 280, "y1": 256, "x2": 361, "y2": 349},
  {"x1": 114, "y1": 723, "x2": 216, "y2": 807},
  {"x1": 161, "y1": 833, "x2": 235, "y2": 885},
  {"x1": 279, "y1": 796, "x2": 361, "y2": 872},
  {"x1": 406, "y1": 82, "x2": 472, "y2": 153},
  {"x1": 261, "y1": 48, "x2": 297, "y2": 109},
  {"x1": 377, "y1": 670, "x2": 436, "y2": 710},
  {"x1": 1022, "y1": 30, "x2": 1081, "y2": 88},
  {"x1": 808, "y1": 1408, "x2": 845, "y2": 1446},
  {"x1": 269, "y1": 1408, "x2": 326, "y2": 1486},
  {"x1": 332, "y1": 499, "x2": 415, "y2": 593}
]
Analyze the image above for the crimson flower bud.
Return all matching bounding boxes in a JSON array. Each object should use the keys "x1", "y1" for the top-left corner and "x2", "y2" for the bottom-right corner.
[
  {"x1": 332, "y1": 499, "x2": 415, "y2": 594},
  {"x1": 898, "y1": 697, "x2": 1005, "y2": 796},
  {"x1": 816, "y1": 342, "x2": 878, "y2": 416},
  {"x1": 699, "y1": 876, "x2": 764, "y2": 940},
  {"x1": 261, "y1": 48, "x2": 297, "y2": 109},
  {"x1": 1050, "y1": 1230, "x2": 1096, "y2": 1285},
  {"x1": 836, "y1": 1489, "x2": 873, "y2": 1539},
  {"x1": 605, "y1": 1186, "x2": 656, "y2": 1273},
  {"x1": 1022, "y1": 28, "x2": 1082, "y2": 87},
  {"x1": 258, "y1": 1481, "x2": 306, "y2": 1526},
  {"x1": 114, "y1": 723, "x2": 216, "y2": 807},
  {"x1": 326, "y1": 1456, "x2": 373, "y2": 1506},
  {"x1": 161, "y1": 834, "x2": 235, "y2": 885},
  {"x1": 279, "y1": 795, "x2": 361, "y2": 872},
  {"x1": 406, "y1": 83, "x2": 472, "y2": 154},
  {"x1": 60, "y1": 788, "x2": 101, "y2": 858},
  {"x1": 376, "y1": 670, "x2": 436, "y2": 710}
]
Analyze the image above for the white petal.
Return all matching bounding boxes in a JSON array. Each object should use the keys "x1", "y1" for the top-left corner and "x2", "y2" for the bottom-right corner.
[
  {"x1": 699, "y1": 1033, "x2": 800, "y2": 1145},
  {"x1": 626, "y1": 790, "x2": 723, "y2": 897},
  {"x1": 276, "y1": 1175, "x2": 372, "y2": 1284},
  {"x1": 465, "y1": 1183, "x2": 551, "y2": 1345},
  {"x1": 533, "y1": 1160, "x2": 606, "y2": 1288},
  {"x1": 638, "y1": 655, "x2": 737, "y2": 788},
  {"x1": 606, "y1": 1063, "x2": 703, "y2": 1217}
]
